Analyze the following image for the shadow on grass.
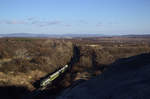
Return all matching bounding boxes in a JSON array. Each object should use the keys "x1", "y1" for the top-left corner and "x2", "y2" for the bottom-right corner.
[{"x1": 0, "y1": 86, "x2": 30, "y2": 99}]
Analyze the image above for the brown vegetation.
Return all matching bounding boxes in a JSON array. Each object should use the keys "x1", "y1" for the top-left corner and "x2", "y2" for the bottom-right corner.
[
  {"x1": 0, "y1": 37, "x2": 150, "y2": 98},
  {"x1": 0, "y1": 38, "x2": 73, "y2": 90}
]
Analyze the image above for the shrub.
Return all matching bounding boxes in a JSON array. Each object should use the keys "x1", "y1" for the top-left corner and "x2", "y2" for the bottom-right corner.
[{"x1": 14, "y1": 48, "x2": 29, "y2": 59}]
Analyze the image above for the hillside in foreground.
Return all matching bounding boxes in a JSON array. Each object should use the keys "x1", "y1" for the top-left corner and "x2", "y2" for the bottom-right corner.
[{"x1": 58, "y1": 53, "x2": 150, "y2": 99}]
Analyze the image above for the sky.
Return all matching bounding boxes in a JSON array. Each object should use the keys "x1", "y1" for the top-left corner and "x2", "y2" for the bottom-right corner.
[{"x1": 0, "y1": 0, "x2": 150, "y2": 35}]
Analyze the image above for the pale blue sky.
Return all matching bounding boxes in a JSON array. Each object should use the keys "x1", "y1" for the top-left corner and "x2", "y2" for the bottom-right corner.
[{"x1": 0, "y1": 0, "x2": 150, "y2": 35}]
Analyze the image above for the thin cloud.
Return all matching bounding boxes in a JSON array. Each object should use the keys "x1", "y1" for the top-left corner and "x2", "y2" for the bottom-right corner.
[
  {"x1": 107, "y1": 21, "x2": 119, "y2": 25},
  {"x1": 47, "y1": 21, "x2": 61, "y2": 25},
  {"x1": 31, "y1": 20, "x2": 62, "y2": 27},
  {"x1": 64, "y1": 24, "x2": 72, "y2": 27},
  {"x1": 27, "y1": 17, "x2": 36, "y2": 21},
  {"x1": 0, "y1": 19, "x2": 62, "y2": 27},
  {"x1": 96, "y1": 22, "x2": 103, "y2": 27},
  {"x1": 0, "y1": 21, "x2": 3, "y2": 24},
  {"x1": 79, "y1": 20, "x2": 88, "y2": 24},
  {"x1": 31, "y1": 20, "x2": 40, "y2": 24},
  {"x1": 2, "y1": 20, "x2": 27, "y2": 24}
]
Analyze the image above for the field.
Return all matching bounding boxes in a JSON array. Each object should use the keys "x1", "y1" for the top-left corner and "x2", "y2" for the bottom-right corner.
[{"x1": 0, "y1": 36, "x2": 150, "y2": 98}]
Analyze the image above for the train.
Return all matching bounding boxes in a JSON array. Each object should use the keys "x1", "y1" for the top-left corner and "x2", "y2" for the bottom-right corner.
[{"x1": 40, "y1": 65, "x2": 69, "y2": 88}]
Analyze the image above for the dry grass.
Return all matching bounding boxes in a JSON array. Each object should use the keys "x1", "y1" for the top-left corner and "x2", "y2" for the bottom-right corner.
[{"x1": 0, "y1": 37, "x2": 150, "y2": 93}]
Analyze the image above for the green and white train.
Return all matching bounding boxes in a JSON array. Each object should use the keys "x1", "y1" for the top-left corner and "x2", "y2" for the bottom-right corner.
[{"x1": 40, "y1": 65, "x2": 69, "y2": 89}]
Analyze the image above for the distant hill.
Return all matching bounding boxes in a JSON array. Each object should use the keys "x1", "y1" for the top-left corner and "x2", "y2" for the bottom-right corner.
[
  {"x1": 0, "y1": 33, "x2": 150, "y2": 38},
  {"x1": 121, "y1": 34, "x2": 150, "y2": 38},
  {"x1": 0, "y1": 33, "x2": 106, "y2": 38},
  {"x1": 0, "y1": 33, "x2": 55, "y2": 38}
]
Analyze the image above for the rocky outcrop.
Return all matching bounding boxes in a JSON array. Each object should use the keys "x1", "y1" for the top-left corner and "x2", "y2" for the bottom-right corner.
[{"x1": 58, "y1": 53, "x2": 150, "y2": 99}]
